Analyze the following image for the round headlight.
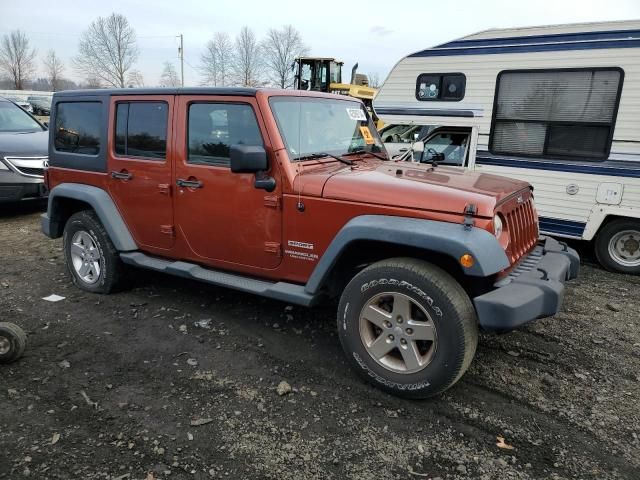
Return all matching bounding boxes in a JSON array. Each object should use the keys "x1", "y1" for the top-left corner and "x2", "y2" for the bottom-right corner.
[{"x1": 493, "y1": 215, "x2": 503, "y2": 238}]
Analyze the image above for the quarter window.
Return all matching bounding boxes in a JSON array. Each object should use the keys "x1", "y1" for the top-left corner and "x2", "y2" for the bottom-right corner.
[
  {"x1": 54, "y1": 102, "x2": 102, "y2": 155},
  {"x1": 115, "y1": 102, "x2": 168, "y2": 159},
  {"x1": 187, "y1": 103, "x2": 263, "y2": 167},
  {"x1": 416, "y1": 73, "x2": 466, "y2": 101},
  {"x1": 490, "y1": 68, "x2": 623, "y2": 160}
]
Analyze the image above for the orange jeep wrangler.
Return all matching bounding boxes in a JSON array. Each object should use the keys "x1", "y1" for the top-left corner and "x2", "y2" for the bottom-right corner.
[{"x1": 42, "y1": 88, "x2": 579, "y2": 398}]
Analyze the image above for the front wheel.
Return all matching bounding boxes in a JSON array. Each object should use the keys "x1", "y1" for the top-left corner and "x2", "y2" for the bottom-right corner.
[
  {"x1": 594, "y1": 219, "x2": 640, "y2": 274},
  {"x1": 337, "y1": 258, "x2": 478, "y2": 398}
]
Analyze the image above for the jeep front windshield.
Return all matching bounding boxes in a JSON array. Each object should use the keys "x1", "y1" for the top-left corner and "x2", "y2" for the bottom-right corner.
[{"x1": 269, "y1": 96, "x2": 385, "y2": 161}]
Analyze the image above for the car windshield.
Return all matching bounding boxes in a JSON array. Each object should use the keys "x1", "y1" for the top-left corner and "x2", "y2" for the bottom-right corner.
[
  {"x1": 0, "y1": 101, "x2": 43, "y2": 132},
  {"x1": 269, "y1": 96, "x2": 385, "y2": 161}
]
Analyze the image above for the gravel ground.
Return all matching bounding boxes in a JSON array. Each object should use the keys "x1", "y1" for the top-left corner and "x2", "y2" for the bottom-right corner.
[{"x1": 1, "y1": 203, "x2": 639, "y2": 480}]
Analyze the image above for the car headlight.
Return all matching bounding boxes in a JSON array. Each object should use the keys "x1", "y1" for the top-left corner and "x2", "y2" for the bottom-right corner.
[{"x1": 493, "y1": 215, "x2": 503, "y2": 238}]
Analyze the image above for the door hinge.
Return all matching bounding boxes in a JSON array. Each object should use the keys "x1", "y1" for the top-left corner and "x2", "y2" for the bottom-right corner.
[
  {"x1": 264, "y1": 195, "x2": 281, "y2": 209},
  {"x1": 160, "y1": 225, "x2": 175, "y2": 236},
  {"x1": 158, "y1": 183, "x2": 171, "y2": 195},
  {"x1": 264, "y1": 242, "x2": 281, "y2": 256}
]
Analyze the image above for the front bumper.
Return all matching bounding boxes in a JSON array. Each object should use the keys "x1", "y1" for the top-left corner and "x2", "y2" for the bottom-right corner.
[
  {"x1": 473, "y1": 236, "x2": 579, "y2": 332},
  {"x1": 0, "y1": 172, "x2": 47, "y2": 203}
]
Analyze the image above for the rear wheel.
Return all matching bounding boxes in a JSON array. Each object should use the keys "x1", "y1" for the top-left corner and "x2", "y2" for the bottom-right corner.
[
  {"x1": 63, "y1": 210, "x2": 125, "y2": 293},
  {"x1": 337, "y1": 258, "x2": 478, "y2": 398},
  {"x1": 0, "y1": 323, "x2": 27, "y2": 364},
  {"x1": 595, "y1": 219, "x2": 640, "y2": 274}
]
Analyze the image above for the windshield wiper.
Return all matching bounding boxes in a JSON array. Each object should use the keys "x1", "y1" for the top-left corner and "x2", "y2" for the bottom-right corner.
[
  {"x1": 343, "y1": 149, "x2": 388, "y2": 161},
  {"x1": 296, "y1": 152, "x2": 353, "y2": 165}
]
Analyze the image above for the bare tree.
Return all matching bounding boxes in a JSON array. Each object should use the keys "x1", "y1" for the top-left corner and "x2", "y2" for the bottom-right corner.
[
  {"x1": 159, "y1": 61, "x2": 180, "y2": 87},
  {"x1": 367, "y1": 72, "x2": 381, "y2": 88},
  {"x1": 84, "y1": 76, "x2": 103, "y2": 89},
  {"x1": 43, "y1": 50, "x2": 65, "y2": 91},
  {"x1": 262, "y1": 25, "x2": 307, "y2": 88},
  {"x1": 0, "y1": 30, "x2": 37, "y2": 89},
  {"x1": 233, "y1": 26, "x2": 263, "y2": 87},
  {"x1": 127, "y1": 70, "x2": 144, "y2": 87},
  {"x1": 200, "y1": 32, "x2": 234, "y2": 87},
  {"x1": 74, "y1": 13, "x2": 139, "y2": 88}
]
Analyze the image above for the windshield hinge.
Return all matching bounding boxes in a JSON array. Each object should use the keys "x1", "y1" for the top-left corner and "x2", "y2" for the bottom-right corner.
[{"x1": 463, "y1": 204, "x2": 477, "y2": 230}]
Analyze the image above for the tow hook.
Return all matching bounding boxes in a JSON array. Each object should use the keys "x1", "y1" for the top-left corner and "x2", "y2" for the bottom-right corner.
[{"x1": 463, "y1": 204, "x2": 477, "y2": 230}]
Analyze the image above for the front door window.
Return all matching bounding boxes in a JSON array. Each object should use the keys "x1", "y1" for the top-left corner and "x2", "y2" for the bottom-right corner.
[{"x1": 422, "y1": 132, "x2": 469, "y2": 166}]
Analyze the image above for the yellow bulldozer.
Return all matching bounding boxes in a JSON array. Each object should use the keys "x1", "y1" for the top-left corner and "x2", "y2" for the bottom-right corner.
[{"x1": 292, "y1": 57, "x2": 378, "y2": 108}]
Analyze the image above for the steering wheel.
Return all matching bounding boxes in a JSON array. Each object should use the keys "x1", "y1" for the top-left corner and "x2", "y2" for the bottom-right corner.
[{"x1": 422, "y1": 148, "x2": 444, "y2": 164}]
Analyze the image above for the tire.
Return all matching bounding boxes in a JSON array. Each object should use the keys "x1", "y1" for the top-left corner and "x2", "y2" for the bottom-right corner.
[
  {"x1": 63, "y1": 210, "x2": 125, "y2": 294},
  {"x1": 337, "y1": 258, "x2": 478, "y2": 399},
  {"x1": 0, "y1": 323, "x2": 27, "y2": 364},
  {"x1": 594, "y1": 219, "x2": 640, "y2": 274}
]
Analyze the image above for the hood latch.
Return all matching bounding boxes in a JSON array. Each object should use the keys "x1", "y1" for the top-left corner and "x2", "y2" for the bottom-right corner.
[{"x1": 463, "y1": 203, "x2": 477, "y2": 230}]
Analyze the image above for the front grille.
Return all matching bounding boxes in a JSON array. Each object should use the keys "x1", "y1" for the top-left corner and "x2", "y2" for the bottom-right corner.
[
  {"x1": 501, "y1": 192, "x2": 539, "y2": 264},
  {"x1": 3, "y1": 156, "x2": 47, "y2": 178},
  {"x1": 16, "y1": 166, "x2": 44, "y2": 176}
]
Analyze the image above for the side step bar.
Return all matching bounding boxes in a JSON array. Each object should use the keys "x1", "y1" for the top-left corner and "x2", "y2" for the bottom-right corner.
[{"x1": 120, "y1": 252, "x2": 317, "y2": 307}]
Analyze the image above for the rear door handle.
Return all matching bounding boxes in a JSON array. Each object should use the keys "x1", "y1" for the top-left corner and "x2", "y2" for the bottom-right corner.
[
  {"x1": 176, "y1": 178, "x2": 203, "y2": 189},
  {"x1": 111, "y1": 170, "x2": 132, "y2": 180}
]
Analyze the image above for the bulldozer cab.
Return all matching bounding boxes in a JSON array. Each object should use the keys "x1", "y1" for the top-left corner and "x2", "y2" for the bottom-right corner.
[{"x1": 293, "y1": 57, "x2": 343, "y2": 92}]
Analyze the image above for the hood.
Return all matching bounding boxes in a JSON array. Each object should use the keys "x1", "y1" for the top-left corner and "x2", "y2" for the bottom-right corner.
[
  {"x1": 0, "y1": 129, "x2": 48, "y2": 157},
  {"x1": 320, "y1": 160, "x2": 530, "y2": 217}
]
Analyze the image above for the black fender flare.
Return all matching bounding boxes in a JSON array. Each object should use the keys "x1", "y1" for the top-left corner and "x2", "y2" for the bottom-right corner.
[
  {"x1": 305, "y1": 215, "x2": 509, "y2": 295},
  {"x1": 41, "y1": 183, "x2": 137, "y2": 251}
]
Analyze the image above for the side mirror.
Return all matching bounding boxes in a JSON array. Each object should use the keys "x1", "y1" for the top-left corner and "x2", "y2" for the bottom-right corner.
[
  {"x1": 412, "y1": 141, "x2": 425, "y2": 153},
  {"x1": 230, "y1": 145, "x2": 268, "y2": 173}
]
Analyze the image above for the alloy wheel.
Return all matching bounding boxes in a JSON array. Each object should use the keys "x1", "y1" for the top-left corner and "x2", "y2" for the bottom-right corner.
[{"x1": 358, "y1": 292, "x2": 437, "y2": 374}]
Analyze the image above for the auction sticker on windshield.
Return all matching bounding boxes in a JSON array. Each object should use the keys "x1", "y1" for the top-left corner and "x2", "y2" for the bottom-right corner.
[
  {"x1": 359, "y1": 126, "x2": 375, "y2": 145},
  {"x1": 346, "y1": 108, "x2": 367, "y2": 121}
]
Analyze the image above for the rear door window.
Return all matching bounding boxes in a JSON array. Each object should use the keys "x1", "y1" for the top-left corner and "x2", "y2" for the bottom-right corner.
[
  {"x1": 54, "y1": 102, "x2": 102, "y2": 155},
  {"x1": 115, "y1": 102, "x2": 168, "y2": 159}
]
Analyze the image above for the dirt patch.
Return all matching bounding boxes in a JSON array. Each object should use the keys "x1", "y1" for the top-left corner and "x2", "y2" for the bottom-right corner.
[{"x1": 1, "y1": 205, "x2": 639, "y2": 479}]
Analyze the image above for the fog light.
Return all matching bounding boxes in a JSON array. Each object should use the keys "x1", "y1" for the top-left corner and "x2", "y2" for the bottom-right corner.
[{"x1": 460, "y1": 254, "x2": 474, "y2": 268}]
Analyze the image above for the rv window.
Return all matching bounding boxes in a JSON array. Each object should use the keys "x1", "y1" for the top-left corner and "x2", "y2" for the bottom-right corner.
[
  {"x1": 416, "y1": 73, "x2": 465, "y2": 101},
  {"x1": 490, "y1": 68, "x2": 623, "y2": 160}
]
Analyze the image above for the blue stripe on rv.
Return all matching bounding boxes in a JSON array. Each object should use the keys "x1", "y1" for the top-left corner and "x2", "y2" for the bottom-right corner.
[
  {"x1": 408, "y1": 39, "x2": 640, "y2": 57},
  {"x1": 434, "y1": 28, "x2": 640, "y2": 49},
  {"x1": 475, "y1": 155, "x2": 640, "y2": 179},
  {"x1": 539, "y1": 217, "x2": 586, "y2": 238}
]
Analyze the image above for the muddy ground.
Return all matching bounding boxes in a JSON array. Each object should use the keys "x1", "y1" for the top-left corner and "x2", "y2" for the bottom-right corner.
[{"x1": 0, "y1": 203, "x2": 639, "y2": 480}]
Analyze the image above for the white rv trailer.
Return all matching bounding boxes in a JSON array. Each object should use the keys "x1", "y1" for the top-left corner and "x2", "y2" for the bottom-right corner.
[{"x1": 374, "y1": 20, "x2": 640, "y2": 274}]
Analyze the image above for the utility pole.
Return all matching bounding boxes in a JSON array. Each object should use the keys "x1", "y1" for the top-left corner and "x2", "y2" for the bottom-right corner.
[{"x1": 178, "y1": 34, "x2": 184, "y2": 87}]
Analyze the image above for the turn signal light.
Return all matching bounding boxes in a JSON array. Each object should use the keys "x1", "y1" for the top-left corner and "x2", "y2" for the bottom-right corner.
[{"x1": 460, "y1": 254, "x2": 474, "y2": 268}]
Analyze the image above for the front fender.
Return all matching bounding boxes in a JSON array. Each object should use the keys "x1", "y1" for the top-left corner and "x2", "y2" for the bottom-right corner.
[
  {"x1": 41, "y1": 183, "x2": 137, "y2": 251},
  {"x1": 305, "y1": 215, "x2": 509, "y2": 295}
]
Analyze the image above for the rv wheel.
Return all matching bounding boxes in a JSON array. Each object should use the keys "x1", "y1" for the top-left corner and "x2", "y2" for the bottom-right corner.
[{"x1": 595, "y1": 219, "x2": 640, "y2": 274}]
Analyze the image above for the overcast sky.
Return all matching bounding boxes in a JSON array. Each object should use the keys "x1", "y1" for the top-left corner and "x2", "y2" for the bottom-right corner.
[{"x1": 1, "y1": 0, "x2": 639, "y2": 87}]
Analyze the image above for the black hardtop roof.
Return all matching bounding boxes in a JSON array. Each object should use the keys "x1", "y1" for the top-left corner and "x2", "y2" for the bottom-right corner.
[{"x1": 53, "y1": 87, "x2": 259, "y2": 98}]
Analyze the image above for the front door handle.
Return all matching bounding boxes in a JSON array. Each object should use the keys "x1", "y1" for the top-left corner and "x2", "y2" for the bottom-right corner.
[
  {"x1": 176, "y1": 178, "x2": 203, "y2": 189},
  {"x1": 111, "y1": 170, "x2": 132, "y2": 180}
]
